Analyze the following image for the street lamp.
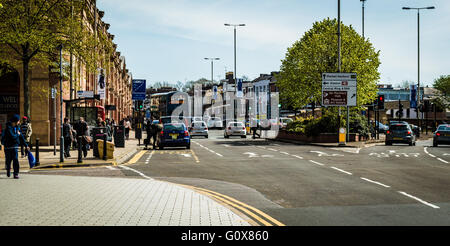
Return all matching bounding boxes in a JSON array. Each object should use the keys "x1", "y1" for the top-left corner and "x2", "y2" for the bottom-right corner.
[
  {"x1": 204, "y1": 58, "x2": 220, "y2": 85},
  {"x1": 360, "y1": 0, "x2": 366, "y2": 38},
  {"x1": 402, "y1": 6, "x2": 435, "y2": 130},
  {"x1": 224, "y1": 23, "x2": 245, "y2": 121}
]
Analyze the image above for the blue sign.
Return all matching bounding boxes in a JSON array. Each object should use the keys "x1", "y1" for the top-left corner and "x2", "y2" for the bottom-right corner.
[
  {"x1": 236, "y1": 78, "x2": 243, "y2": 98},
  {"x1": 132, "y1": 79, "x2": 146, "y2": 100},
  {"x1": 410, "y1": 85, "x2": 417, "y2": 108}
]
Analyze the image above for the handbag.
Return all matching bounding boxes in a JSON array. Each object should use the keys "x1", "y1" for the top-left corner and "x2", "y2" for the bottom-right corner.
[
  {"x1": 84, "y1": 135, "x2": 92, "y2": 143},
  {"x1": 27, "y1": 150, "x2": 36, "y2": 168}
]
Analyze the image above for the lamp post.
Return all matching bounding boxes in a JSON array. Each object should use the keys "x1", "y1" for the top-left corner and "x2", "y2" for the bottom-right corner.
[
  {"x1": 402, "y1": 6, "x2": 435, "y2": 131},
  {"x1": 360, "y1": 0, "x2": 366, "y2": 39},
  {"x1": 224, "y1": 23, "x2": 245, "y2": 121},
  {"x1": 58, "y1": 44, "x2": 64, "y2": 163},
  {"x1": 204, "y1": 58, "x2": 220, "y2": 85}
]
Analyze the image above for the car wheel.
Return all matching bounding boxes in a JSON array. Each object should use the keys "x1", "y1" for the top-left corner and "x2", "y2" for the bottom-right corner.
[
  {"x1": 186, "y1": 144, "x2": 190, "y2": 149},
  {"x1": 205, "y1": 135, "x2": 208, "y2": 139},
  {"x1": 409, "y1": 141, "x2": 413, "y2": 146},
  {"x1": 241, "y1": 135, "x2": 246, "y2": 138},
  {"x1": 224, "y1": 135, "x2": 229, "y2": 139},
  {"x1": 433, "y1": 141, "x2": 438, "y2": 147},
  {"x1": 159, "y1": 145, "x2": 164, "y2": 150},
  {"x1": 385, "y1": 141, "x2": 392, "y2": 146}
]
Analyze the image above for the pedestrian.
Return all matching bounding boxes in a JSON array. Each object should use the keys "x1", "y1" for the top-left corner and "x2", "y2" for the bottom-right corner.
[
  {"x1": 124, "y1": 118, "x2": 131, "y2": 140},
  {"x1": 150, "y1": 120, "x2": 160, "y2": 149},
  {"x1": 62, "y1": 118, "x2": 74, "y2": 158},
  {"x1": 144, "y1": 119, "x2": 152, "y2": 150},
  {"x1": 19, "y1": 116, "x2": 32, "y2": 157},
  {"x1": 1, "y1": 114, "x2": 29, "y2": 179},
  {"x1": 74, "y1": 117, "x2": 89, "y2": 158},
  {"x1": 251, "y1": 119, "x2": 260, "y2": 139}
]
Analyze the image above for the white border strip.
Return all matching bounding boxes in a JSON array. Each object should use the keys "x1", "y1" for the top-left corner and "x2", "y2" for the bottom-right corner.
[
  {"x1": 119, "y1": 165, "x2": 153, "y2": 180},
  {"x1": 398, "y1": 191, "x2": 440, "y2": 209}
]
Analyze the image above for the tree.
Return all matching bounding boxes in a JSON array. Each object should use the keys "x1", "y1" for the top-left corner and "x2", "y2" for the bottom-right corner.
[
  {"x1": 276, "y1": 18, "x2": 380, "y2": 111},
  {"x1": 433, "y1": 75, "x2": 450, "y2": 109},
  {"x1": 0, "y1": 0, "x2": 100, "y2": 117}
]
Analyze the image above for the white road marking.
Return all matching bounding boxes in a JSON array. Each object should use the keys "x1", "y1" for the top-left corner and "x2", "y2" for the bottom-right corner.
[
  {"x1": 119, "y1": 165, "x2": 153, "y2": 180},
  {"x1": 267, "y1": 148, "x2": 278, "y2": 152},
  {"x1": 310, "y1": 151, "x2": 344, "y2": 157},
  {"x1": 193, "y1": 141, "x2": 223, "y2": 157},
  {"x1": 331, "y1": 147, "x2": 361, "y2": 154},
  {"x1": 309, "y1": 160, "x2": 324, "y2": 166},
  {"x1": 181, "y1": 153, "x2": 192, "y2": 158},
  {"x1": 280, "y1": 151, "x2": 290, "y2": 155},
  {"x1": 261, "y1": 155, "x2": 274, "y2": 158},
  {"x1": 398, "y1": 191, "x2": 440, "y2": 209},
  {"x1": 360, "y1": 177, "x2": 390, "y2": 188},
  {"x1": 330, "y1": 166, "x2": 352, "y2": 175},
  {"x1": 292, "y1": 155, "x2": 304, "y2": 159},
  {"x1": 424, "y1": 147, "x2": 436, "y2": 158},
  {"x1": 444, "y1": 153, "x2": 450, "y2": 156},
  {"x1": 243, "y1": 152, "x2": 259, "y2": 158},
  {"x1": 437, "y1": 158, "x2": 449, "y2": 164},
  {"x1": 106, "y1": 166, "x2": 119, "y2": 171}
]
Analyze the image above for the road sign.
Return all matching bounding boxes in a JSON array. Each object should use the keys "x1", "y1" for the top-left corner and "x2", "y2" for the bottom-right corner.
[
  {"x1": 132, "y1": 79, "x2": 146, "y2": 100},
  {"x1": 410, "y1": 84, "x2": 417, "y2": 108},
  {"x1": 322, "y1": 73, "x2": 357, "y2": 106},
  {"x1": 77, "y1": 90, "x2": 94, "y2": 99}
]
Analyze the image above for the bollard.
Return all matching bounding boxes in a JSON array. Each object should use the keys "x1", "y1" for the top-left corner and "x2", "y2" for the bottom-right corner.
[
  {"x1": 77, "y1": 136, "x2": 83, "y2": 163},
  {"x1": 103, "y1": 133, "x2": 107, "y2": 160},
  {"x1": 35, "y1": 138, "x2": 40, "y2": 166}
]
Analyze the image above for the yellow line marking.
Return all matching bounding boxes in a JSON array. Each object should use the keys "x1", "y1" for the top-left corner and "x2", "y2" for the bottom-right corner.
[
  {"x1": 176, "y1": 183, "x2": 284, "y2": 226},
  {"x1": 190, "y1": 149, "x2": 200, "y2": 163},
  {"x1": 126, "y1": 150, "x2": 147, "y2": 165}
]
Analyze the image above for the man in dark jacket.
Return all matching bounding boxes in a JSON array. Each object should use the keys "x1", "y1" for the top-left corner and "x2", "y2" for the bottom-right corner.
[
  {"x1": 1, "y1": 114, "x2": 28, "y2": 179},
  {"x1": 74, "y1": 117, "x2": 89, "y2": 158}
]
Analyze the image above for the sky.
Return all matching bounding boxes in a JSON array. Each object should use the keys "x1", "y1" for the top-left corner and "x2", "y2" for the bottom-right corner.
[{"x1": 97, "y1": 0, "x2": 450, "y2": 88}]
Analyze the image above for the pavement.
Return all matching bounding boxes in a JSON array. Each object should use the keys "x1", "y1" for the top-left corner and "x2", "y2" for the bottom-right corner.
[{"x1": 0, "y1": 130, "x2": 256, "y2": 226}]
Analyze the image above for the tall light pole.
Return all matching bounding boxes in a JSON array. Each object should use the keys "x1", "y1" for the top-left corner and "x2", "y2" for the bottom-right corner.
[
  {"x1": 224, "y1": 23, "x2": 245, "y2": 121},
  {"x1": 402, "y1": 6, "x2": 435, "y2": 130},
  {"x1": 360, "y1": 0, "x2": 366, "y2": 39},
  {"x1": 58, "y1": 44, "x2": 64, "y2": 163},
  {"x1": 204, "y1": 58, "x2": 220, "y2": 85}
]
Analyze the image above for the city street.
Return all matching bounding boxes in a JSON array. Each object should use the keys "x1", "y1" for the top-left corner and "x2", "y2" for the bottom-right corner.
[{"x1": 29, "y1": 130, "x2": 450, "y2": 226}]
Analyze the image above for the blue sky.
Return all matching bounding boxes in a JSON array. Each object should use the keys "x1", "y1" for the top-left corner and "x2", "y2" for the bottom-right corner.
[{"x1": 97, "y1": 0, "x2": 450, "y2": 88}]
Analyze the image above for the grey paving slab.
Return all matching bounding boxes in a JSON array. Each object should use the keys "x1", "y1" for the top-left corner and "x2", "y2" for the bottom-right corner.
[{"x1": 0, "y1": 174, "x2": 250, "y2": 226}]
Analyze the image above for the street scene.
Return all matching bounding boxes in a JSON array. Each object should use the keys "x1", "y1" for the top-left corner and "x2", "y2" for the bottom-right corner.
[{"x1": 1, "y1": 0, "x2": 450, "y2": 234}]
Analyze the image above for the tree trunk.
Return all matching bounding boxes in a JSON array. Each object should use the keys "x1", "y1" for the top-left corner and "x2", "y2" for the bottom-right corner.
[{"x1": 23, "y1": 58, "x2": 30, "y2": 117}]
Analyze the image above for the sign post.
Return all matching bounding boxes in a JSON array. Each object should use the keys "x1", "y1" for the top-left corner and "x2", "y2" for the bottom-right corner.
[
  {"x1": 322, "y1": 73, "x2": 357, "y2": 144},
  {"x1": 132, "y1": 79, "x2": 147, "y2": 101}
]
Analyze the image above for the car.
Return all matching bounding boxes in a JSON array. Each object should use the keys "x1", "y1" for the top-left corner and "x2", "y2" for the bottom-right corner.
[
  {"x1": 371, "y1": 120, "x2": 389, "y2": 133},
  {"x1": 157, "y1": 123, "x2": 190, "y2": 149},
  {"x1": 280, "y1": 117, "x2": 293, "y2": 128},
  {"x1": 224, "y1": 122, "x2": 246, "y2": 138},
  {"x1": 433, "y1": 124, "x2": 450, "y2": 147},
  {"x1": 409, "y1": 124, "x2": 421, "y2": 137},
  {"x1": 189, "y1": 121, "x2": 208, "y2": 138},
  {"x1": 207, "y1": 117, "x2": 223, "y2": 129},
  {"x1": 385, "y1": 122, "x2": 416, "y2": 146},
  {"x1": 192, "y1": 117, "x2": 203, "y2": 122}
]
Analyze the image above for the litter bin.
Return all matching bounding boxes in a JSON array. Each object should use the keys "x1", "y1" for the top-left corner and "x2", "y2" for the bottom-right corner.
[
  {"x1": 91, "y1": 127, "x2": 107, "y2": 157},
  {"x1": 97, "y1": 139, "x2": 114, "y2": 159},
  {"x1": 114, "y1": 125, "x2": 125, "y2": 147}
]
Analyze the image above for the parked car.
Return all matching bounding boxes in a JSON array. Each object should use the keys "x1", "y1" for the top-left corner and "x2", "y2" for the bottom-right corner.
[
  {"x1": 189, "y1": 121, "x2": 208, "y2": 138},
  {"x1": 385, "y1": 122, "x2": 416, "y2": 146},
  {"x1": 433, "y1": 124, "x2": 450, "y2": 147},
  {"x1": 280, "y1": 117, "x2": 293, "y2": 128},
  {"x1": 207, "y1": 117, "x2": 223, "y2": 129},
  {"x1": 224, "y1": 122, "x2": 246, "y2": 138},
  {"x1": 157, "y1": 123, "x2": 190, "y2": 150}
]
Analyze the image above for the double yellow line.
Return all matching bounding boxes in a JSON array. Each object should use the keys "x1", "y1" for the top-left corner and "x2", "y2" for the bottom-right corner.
[{"x1": 178, "y1": 184, "x2": 284, "y2": 226}]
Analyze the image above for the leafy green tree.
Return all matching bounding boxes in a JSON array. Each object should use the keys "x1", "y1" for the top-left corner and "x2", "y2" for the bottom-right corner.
[
  {"x1": 433, "y1": 75, "x2": 450, "y2": 110},
  {"x1": 0, "y1": 0, "x2": 102, "y2": 117},
  {"x1": 276, "y1": 18, "x2": 380, "y2": 111}
]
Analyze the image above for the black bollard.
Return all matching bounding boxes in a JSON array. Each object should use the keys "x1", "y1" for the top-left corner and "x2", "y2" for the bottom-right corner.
[
  {"x1": 77, "y1": 136, "x2": 83, "y2": 163},
  {"x1": 35, "y1": 138, "x2": 40, "y2": 166},
  {"x1": 103, "y1": 133, "x2": 107, "y2": 160}
]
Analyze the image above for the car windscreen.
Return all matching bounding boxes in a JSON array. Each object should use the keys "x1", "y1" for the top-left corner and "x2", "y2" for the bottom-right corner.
[
  {"x1": 390, "y1": 125, "x2": 409, "y2": 131},
  {"x1": 192, "y1": 122, "x2": 205, "y2": 127},
  {"x1": 437, "y1": 125, "x2": 450, "y2": 131},
  {"x1": 164, "y1": 124, "x2": 185, "y2": 131},
  {"x1": 229, "y1": 123, "x2": 244, "y2": 127}
]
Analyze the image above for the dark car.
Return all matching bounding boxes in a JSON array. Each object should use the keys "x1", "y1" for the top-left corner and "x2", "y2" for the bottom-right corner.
[
  {"x1": 385, "y1": 123, "x2": 416, "y2": 146},
  {"x1": 433, "y1": 124, "x2": 450, "y2": 147},
  {"x1": 157, "y1": 123, "x2": 190, "y2": 150}
]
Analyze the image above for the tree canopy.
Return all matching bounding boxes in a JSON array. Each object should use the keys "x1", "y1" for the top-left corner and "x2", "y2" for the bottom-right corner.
[
  {"x1": 433, "y1": 75, "x2": 450, "y2": 109},
  {"x1": 276, "y1": 18, "x2": 380, "y2": 110}
]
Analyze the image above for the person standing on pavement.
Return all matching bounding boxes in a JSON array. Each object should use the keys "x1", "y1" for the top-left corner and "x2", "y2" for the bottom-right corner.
[
  {"x1": 144, "y1": 119, "x2": 152, "y2": 150},
  {"x1": 124, "y1": 117, "x2": 131, "y2": 140},
  {"x1": 19, "y1": 116, "x2": 32, "y2": 157},
  {"x1": 1, "y1": 114, "x2": 29, "y2": 179},
  {"x1": 74, "y1": 117, "x2": 89, "y2": 158},
  {"x1": 150, "y1": 120, "x2": 159, "y2": 149},
  {"x1": 62, "y1": 117, "x2": 74, "y2": 158}
]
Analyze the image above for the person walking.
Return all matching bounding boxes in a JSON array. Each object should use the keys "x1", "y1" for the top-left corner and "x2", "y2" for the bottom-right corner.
[
  {"x1": 74, "y1": 117, "x2": 89, "y2": 158},
  {"x1": 1, "y1": 114, "x2": 29, "y2": 179},
  {"x1": 150, "y1": 120, "x2": 160, "y2": 149},
  {"x1": 19, "y1": 116, "x2": 32, "y2": 157},
  {"x1": 62, "y1": 118, "x2": 74, "y2": 158},
  {"x1": 144, "y1": 119, "x2": 152, "y2": 150}
]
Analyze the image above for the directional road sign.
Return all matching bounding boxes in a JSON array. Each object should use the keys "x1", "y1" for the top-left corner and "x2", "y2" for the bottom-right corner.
[
  {"x1": 132, "y1": 79, "x2": 146, "y2": 100},
  {"x1": 322, "y1": 73, "x2": 357, "y2": 106}
]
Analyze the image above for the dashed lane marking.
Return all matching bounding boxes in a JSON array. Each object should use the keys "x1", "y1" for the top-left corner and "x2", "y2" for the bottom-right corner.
[
  {"x1": 309, "y1": 160, "x2": 324, "y2": 166},
  {"x1": 330, "y1": 166, "x2": 353, "y2": 175},
  {"x1": 398, "y1": 191, "x2": 440, "y2": 209},
  {"x1": 360, "y1": 177, "x2": 390, "y2": 188}
]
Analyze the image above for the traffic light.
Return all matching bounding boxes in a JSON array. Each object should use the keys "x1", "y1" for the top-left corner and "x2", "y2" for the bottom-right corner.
[
  {"x1": 424, "y1": 100, "x2": 431, "y2": 112},
  {"x1": 398, "y1": 100, "x2": 404, "y2": 119},
  {"x1": 377, "y1": 95, "x2": 385, "y2": 110}
]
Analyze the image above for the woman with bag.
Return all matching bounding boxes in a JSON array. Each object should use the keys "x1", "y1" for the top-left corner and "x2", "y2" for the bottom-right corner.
[{"x1": 1, "y1": 114, "x2": 29, "y2": 179}]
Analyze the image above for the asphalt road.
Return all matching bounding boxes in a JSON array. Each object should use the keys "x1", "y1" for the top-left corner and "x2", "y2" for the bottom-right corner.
[{"x1": 31, "y1": 130, "x2": 450, "y2": 225}]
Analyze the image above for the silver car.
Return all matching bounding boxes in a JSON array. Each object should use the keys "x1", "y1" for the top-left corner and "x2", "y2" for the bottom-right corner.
[
  {"x1": 224, "y1": 122, "x2": 246, "y2": 138},
  {"x1": 189, "y1": 121, "x2": 208, "y2": 138}
]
